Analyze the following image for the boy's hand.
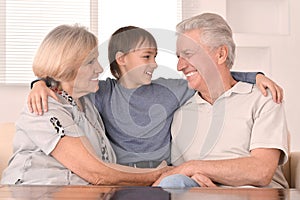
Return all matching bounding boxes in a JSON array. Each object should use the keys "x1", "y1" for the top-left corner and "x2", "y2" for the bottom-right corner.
[
  {"x1": 27, "y1": 80, "x2": 58, "y2": 115},
  {"x1": 256, "y1": 73, "x2": 284, "y2": 103}
]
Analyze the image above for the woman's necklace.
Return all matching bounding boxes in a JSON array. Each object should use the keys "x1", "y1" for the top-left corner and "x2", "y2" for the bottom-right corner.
[
  {"x1": 59, "y1": 90, "x2": 110, "y2": 162},
  {"x1": 85, "y1": 114, "x2": 110, "y2": 162},
  {"x1": 78, "y1": 97, "x2": 110, "y2": 163}
]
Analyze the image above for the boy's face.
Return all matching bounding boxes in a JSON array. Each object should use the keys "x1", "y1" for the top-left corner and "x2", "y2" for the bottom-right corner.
[{"x1": 120, "y1": 46, "x2": 158, "y2": 89}]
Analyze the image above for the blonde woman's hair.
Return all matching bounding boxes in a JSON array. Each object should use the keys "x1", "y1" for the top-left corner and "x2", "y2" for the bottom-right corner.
[{"x1": 33, "y1": 24, "x2": 98, "y2": 82}]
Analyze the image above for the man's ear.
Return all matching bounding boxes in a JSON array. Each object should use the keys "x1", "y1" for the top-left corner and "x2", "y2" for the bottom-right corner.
[
  {"x1": 115, "y1": 51, "x2": 125, "y2": 66},
  {"x1": 217, "y1": 45, "x2": 228, "y2": 65}
]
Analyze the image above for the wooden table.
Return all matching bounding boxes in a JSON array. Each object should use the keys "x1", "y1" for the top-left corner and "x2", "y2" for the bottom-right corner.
[{"x1": 0, "y1": 185, "x2": 299, "y2": 199}]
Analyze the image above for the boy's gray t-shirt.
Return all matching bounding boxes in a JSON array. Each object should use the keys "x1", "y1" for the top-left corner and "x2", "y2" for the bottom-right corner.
[{"x1": 95, "y1": 78, "x2": 194, "y2": 164}]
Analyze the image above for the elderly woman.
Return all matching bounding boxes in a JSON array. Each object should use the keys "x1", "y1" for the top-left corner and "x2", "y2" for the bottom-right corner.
[{"x1": 1, "y1": 25, "x2": 167, "y2": 185}]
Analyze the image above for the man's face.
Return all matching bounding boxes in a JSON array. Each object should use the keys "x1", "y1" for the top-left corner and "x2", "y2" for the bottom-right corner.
[{"x1": 176, "y1": 29, "x2": 219, "y2": 92}]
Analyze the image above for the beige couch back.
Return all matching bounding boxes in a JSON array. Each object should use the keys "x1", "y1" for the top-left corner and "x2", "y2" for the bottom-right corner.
[{"x1": 0, "y1": 122, "x2": 15, "y2": 180}]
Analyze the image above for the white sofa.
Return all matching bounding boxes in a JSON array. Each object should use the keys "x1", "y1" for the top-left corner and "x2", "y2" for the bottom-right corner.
[
  {"x1": 0, "y1": 122, "x2": 299, "y2": 188},
  {"x1": 283, "y1": 151, "x2": 300, "y2": 188}
]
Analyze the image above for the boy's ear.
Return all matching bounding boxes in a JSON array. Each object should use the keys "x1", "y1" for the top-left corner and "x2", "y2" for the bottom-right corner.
[{"x1": 115, "y1": 51, "x2": 125, "y2": 66}]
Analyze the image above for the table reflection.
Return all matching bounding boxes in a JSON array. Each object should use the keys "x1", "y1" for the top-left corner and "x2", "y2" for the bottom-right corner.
[{"x1": 0, "y1": 185, "x2": 299, "y2": 200}]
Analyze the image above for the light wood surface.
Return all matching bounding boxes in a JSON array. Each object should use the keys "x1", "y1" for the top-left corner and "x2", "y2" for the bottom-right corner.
[{"x1": 0, "y1": 185, "x2": 299, "y2": 200}]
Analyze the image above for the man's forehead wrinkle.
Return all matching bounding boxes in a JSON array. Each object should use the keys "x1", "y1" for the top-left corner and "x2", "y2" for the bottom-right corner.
[
  {"x1": 177, "y1": 33, "x2": 202, "y2": 48},
  {"x1": 177, "y1": 43, "x2": 203, "y2": 56}
]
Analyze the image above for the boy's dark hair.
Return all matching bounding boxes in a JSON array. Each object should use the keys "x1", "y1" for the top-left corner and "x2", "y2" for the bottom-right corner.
[{"x1": 108, "y1": 26, "x2": 157, "y2": 79}]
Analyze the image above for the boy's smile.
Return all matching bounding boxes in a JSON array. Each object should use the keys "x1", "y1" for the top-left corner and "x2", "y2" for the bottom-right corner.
[{"x1": 119, "y1": 47, "x2": 158, "y2": 89}]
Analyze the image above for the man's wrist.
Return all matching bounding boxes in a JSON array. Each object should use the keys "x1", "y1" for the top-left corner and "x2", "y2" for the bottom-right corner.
[{"x1": 30, "y1": 77, "x2": 51, "y2": 89}]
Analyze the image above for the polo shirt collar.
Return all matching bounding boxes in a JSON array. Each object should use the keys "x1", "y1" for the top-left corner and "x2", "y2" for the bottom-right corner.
[
  {"x1": 223, "y1": 81, "x2": 254, "y2": 97},
  {"x1": 187, "y1": 82, "x2": 254, "y2": 104}
]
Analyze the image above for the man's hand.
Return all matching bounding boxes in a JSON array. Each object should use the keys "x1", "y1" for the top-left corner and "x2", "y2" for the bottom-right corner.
[
  {"x1": 191, "y1": 173, "x2": 217, "y2": 187},
  {"x1": 27, "y1": 80, "x2": 58, "y2": 115},
  {"x1": 256, "y1": 74, "x2": 283, "y2": 104},
  {"x1": 152, "y1": 163, "x2": 216, "y2": 187}
]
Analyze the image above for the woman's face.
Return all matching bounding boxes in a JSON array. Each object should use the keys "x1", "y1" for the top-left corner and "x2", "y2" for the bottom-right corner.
[{"x1": 72, "y1": 50, "x2": 103, "y2": 98}]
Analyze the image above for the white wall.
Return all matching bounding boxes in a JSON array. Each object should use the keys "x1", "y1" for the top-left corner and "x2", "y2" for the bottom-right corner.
[{"x1": 1, "y1": 0, "x2": 299, "y2": 151}]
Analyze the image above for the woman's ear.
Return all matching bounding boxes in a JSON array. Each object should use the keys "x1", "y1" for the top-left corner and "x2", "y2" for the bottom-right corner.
[
  {"x1": 217, "y1": 45, "x2": 228, "y2": 65},
  {"x1": 115, "y1": 51, "x2": 125, "y2": 66}
]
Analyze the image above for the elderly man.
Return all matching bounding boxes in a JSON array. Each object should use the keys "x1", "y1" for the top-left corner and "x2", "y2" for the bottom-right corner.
[{"x1": 156, "y1": 13, "x2": 289, "y2": 188}]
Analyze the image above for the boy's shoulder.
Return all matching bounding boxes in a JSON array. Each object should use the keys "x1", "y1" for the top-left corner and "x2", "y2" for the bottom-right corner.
[
  {"x1": 152, "y1": 77, "x2": 187, "y2": 86},
  {"x1": 97, "y1": 78, "x2": 117, "y2": 92},
  {"x1": 100, "y1": 77, "x2": 117, "y2": 85}
]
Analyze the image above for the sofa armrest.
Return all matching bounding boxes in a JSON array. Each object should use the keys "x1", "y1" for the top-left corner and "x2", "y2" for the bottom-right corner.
[
  {"x1": 290, "y1": 151, "x2": 300, "y2": 188},
  {"x1": 0, "y1": 122, "x2": 15, "y2": 180}
]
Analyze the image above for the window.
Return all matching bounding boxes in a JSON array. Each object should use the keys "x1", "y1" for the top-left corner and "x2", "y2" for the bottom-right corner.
[{"x1": 0, "y1": 0, "x2": 181, "y2": 85}]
